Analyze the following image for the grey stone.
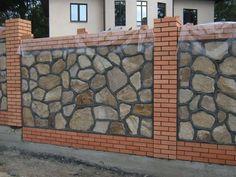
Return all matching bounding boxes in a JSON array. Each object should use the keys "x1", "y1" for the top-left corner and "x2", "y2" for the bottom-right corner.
[
  {"x1": 21, "y1": 67, "x2": 29, "y2": 79},
  {"x1": 49, "y1": 102, "x2": 61, "y2": 113},
  {"x1": 228, "y1": 114, "x2": 236, "y2": 132},
  {"x1": 107, "y1": 52, "x2": 121, "y2": 65},
  {"x1": 0, "y1": 97, "x2": 7, "y2": 110},
  {"x1": 133, "y1": 104, "x2": 152, "y2": 117},
  {"x1": 70, "y1": 108, "x2": 94, "y2": 131},
  {"x1": 126, "y1": 115, "x2": 139, "y2": 135},
  {"x1": 143, "y1": 62, "x2": 153, "y2": 88},
  {"x1": 232, "y1": 41, "x2": 236, "y2": 56},
  {"x1": 93, "y1": 55, "x2": 112, "y2": 73},
  {"x1": 122, "y1": 55, "x2": 144, "y2": 75},
  {"x1": 201, "y1": 95, "x2": 216, "y2": 112},
  {"x1": 107, "y1": 67, "x2": 127, "y2": 92},
  {"x1": 29, "y1": 80, "x2": 37, "y2": 90},
  {"x1": 140, "y1": 119, "x2": 152, "y2": 138},
  {"x1": 35, "y1": 64, "x2": 50, "y2": 75},
  {"x1": 197, "y1": 130, "x2": 211, "y2": 142},
  {"x1": 78, "y1": 55, "x2": 91, "y2": 68},
  {"x1": 189, "y1": 95, "x2": 200, "y2": 111},
  {"x1": 0, "y1": 56, "x2": 6, "y2": 70},
  {"x1": 179, "y1": 89, "x2": 193, "y2": 104},
  {"x1": 97, "y1": 46, "x2": 109, "y2": 56},
  {"x1": 45, "y1": 86, "x2": 62, "y2": 102},
  {"x1": 63, "y1": 104, "x2": 76, "y2": 117},
  {"x1": 37, "y1": 51, "x2": 52, "y2": 62},
  {"x1": 192, "y1": 74, "x2": 215, "y2": 93},
  {"x1": 218, "y1": 111, "x2": 227, "y2": 123},
  {"x1": 220, "y1": 57, "x2": 236, "y2": 76},
  {"x1": 123, "y1": 45, "x2": 142, "y2": 56},
  {"x1": 217, "y1": 76, "x2": 236, "y2": 98},
  {"x1": 71, "y1": 79, "x2": 89, "y2": 93},
  {"x1": 90, "y1": 74, "x2": 106, "y2": 90},
  {"x1": 69, "y1": 64, "x2": 79, "y2": 77},
  {"x1": 52, "y1": 59, "x2": 66, "y2": 74},
  {"x1": 213, "y1": 125, "x2": 232, "y2": 144},
  {"x1": 192, "y1": 56, "x2": 216, "y2": 76},
  {"x1": 52, "y1": 50, "x2": 63, "y2": 58},
  {"x1": 110, "y1": 122, "x2": 125, "y2": 135},
  {"x1": 179, "y1": 67, "x2": 191, "y2": 87},
  {"x1": 192, "y1": 42, "x2": 203, "y2": 55},
  {"x1": 117, "y1": 85, "x2": 137, "y2": 103},
  {"x1": 61, "y1": 71, "x2": 70, "y2": 89},
  {"x1": 120, "y1": 103, "x2": 131, "y2": 119},
  {"x1": 179, "y1": 42, "x2": 190, "y2": 52},
  {"x1": 67, "y1": 53, "x2": 77, "y2": 69},
  {"x1": 32, "y1": 88, "x2": 45, "y2": 101},
  {"x1": 178, "y1": 106, "x2": 189, "y2": 120},
  {"x1": 192, "y1": 111, "x2": 215, "y2": 129},
  {"x1": 32, "y1": 101, "x2": 49, "y2": 118},
  {"x1": 144, "y1": 45, "x2": 153, "y2": 61},
  {"x1": 39, "y1": 75, "x2": 60, "y2": 91},
  {"x1": 35, "y1": 117, "x2": 48, "y2": 127},
  {"x1": 22, "y1": 79, "x2": 28, "y2": 92},
  {"x1": 1, "y1": 83, "x2": 6, "y2": 95},
  {"x1": 62, "y1": 91, "x2": 74, "y2": 105},
  {"x1": 22, "y1": 55, "x2": 35, "y2": 67},
  {"x1": 23, "y1": 107, "x2": 34, "y2": 126},
  {"x1": 0, "y1": 71, "x2": 6, "y2": 82},
  {"x1": 78, "y1": 69, "x2": 95, "y2": 81},
  {"x1": 216, "y1": 93, "x2": 236, "y2": 114},
  {"x1": 86, "y1": 48, "x2": 96, "y2": 58},
  {"x1": 139, "y1": 89, "x2": 152, "y2": 102},
  {"x1": 76, "y1": 90, "x2": 94, "y2": 106},
  {"x1": 93, "y1": 121, "x2": 109, "y2": 133},
  {"x1": 30, "y1": 68, "x2": 38, "y2": 81},
  {"x1": 205, "y1": 42, "x2": 228, "y2": 60},
  {"x1": 130, "y1": 72, "x2": 141, "y2": 90},
  {"x1": 179, "y1": 52, "x2": 191, "y2": 67},
  {"x1": 95, "y1": 87, "x2": 117, "y2": 107},
  {"x1": 23, "y1": 93, "x2": 31, "y2": 107},
  {"x1": 0, "y1": 43, "x2": 6, "y2": 55},
  {"x1": 94, "y1": 106, "x2": 118, "y2": 120},
  {"x1": 55, "y1": 113, "x2": 66, "y2": 129},
  {"x1": 76, "y1": 48, "x2": 85, "y2": 54},
  {"x1": 178, "y1": 122, "x2": 194, "y2": 140}
]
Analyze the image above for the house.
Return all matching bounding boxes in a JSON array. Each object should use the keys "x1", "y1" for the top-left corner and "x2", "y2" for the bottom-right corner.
[{"x1": 49, "y1": 0, "x2": 215, "y2": 37}]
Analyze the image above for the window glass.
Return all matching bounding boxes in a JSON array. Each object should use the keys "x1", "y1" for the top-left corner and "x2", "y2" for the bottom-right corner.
[
  {"x1": 79, "y1": 5, "x2": 87, "y2": 22},
  {"x1": 70, "y1": 4, "x2": 87, "y2": 22},
  {"x1": 115, "y1": 0, "x2": 126, "y2": 26},
  {"x1": 158, "y1": 2, "x2": 166, "y2": 18},
  {"x1": 71, "y1": 4, "x2": 78, "y2": 21},
  {"x1": 136, "y1": 1, "x2": 147, "y2": 26},
  {"x1": 184, "y1": 9, "x2": 198, "y2": 25}
]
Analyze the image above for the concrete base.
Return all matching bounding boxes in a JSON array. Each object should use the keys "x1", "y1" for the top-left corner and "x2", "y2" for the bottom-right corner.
[{"x1": 0, "y1": 125, "x2": 235, "y2": 177}]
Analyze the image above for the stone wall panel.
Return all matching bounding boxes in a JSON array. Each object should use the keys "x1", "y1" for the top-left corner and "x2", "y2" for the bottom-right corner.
[{"x1": 0, "y1": 38, "x2": 7, "y2": 111}]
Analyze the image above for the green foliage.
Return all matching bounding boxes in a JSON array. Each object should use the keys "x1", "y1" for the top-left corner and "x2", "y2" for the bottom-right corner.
[
  {"x1": 0, "y1": 0, "x2": 49, "y2": 38},
  {"x1": 215, "y1": 0, "x2": 236, "y2": 21}
]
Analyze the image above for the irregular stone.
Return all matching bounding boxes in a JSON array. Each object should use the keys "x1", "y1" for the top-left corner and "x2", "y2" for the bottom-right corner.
[
  {"x1": 110, "y1": 122, "x2": 125, "y2": 135},
  {"x1": 22, "y1": 55, "x2": 35, "y2": 67},
  {"x1": 143, "y1": 62, "x2": 153, "y2": 88},
  {"x1": 49, "y1": 102, "x2": 61, "y2": 113},
  {"x1": 30, "y1": 68, "x2": 38, "y2": 81},
  {"x1": 94, "y1": 106, "x2": 118, "y2": 120},
  {"x1": 61, "y1": 71, "x2": 70, "y2": 89},
  {"x1": 76, "y1": 90, "x2": 94, "y2": 106},
  {"x1": 0, "y1": 43, "x2": 5, "y2": 55},
  {"x1": 71, "y1": 79, "x2": 89, "y2": 93},
  {"x1": 130, "y1": 72, "x2": 141, "y2": 90},
  {"x1": 179, "y1": 52, "x2": 191, "y2": 67},
  {"x1": 201, "y1": 95, "x2": 216, "y2": 112},
  {"x1": 55, "y1": 113, "x2": 66, "y2": 129},
  {"x1": 178, "y1": 122, "x2": 194, "y2": 140},
  {"x1": 232, "y1": 41, "x2": 236, "y2": 56},
  {"x1": 22, "y1": 79, "x2": 28, "y2": 92},
  {"x1": 52, "y1": 50, "x2": 63, "y2": 58},
  {"x1": 67, "y1": 53, "x2": 77, "y2": 69},
  {"x1": 69, "y1": 108, "x2": 94, "y2": 131},
  {"x1": 192, "y1": 42, "x2": 203, "y2": 55},
  {"x1": 32, "y1": 88, "x2": 45, "y2": 101},
  {"x1": 37, "y1": 51, "x2": 52, "y2": 62},
  {"x1": 97, "y1": 46, "x2": 109, "y2": 56},
  {"x1": 93, "y1": 121, "x2": 109, "y2": 133},
  {"x1": 218, "y1": 111, "x2": 227, "y2": 123},
  {"x1": 216, "y1": 93, "x2": 236, "y2": 114},
  {"x1": 69, "y1": 64, "x2": 79, "y2": 77},
  {"x1": 32, "y1": 101, "x2": 49, "y2": 118},
  {"x1": 220, "y1": 57, "x2": 236, "y2": 76},
  {"x1": 35, "y1": 64, "x2": 50, "y2": 75},
  {"x1": 90, "y1": 74, "x2": 106, "y2": 90},
  {"x1": 45, "y1": 86, "x2": 62, "y2": 102},
  {"x1": 107, "y1": 67, "x2": 127, "y2": 92},
  {"x1": 144, "y1": 45, "x2": 153, "y2": 61},
  {"x1": 192, "y1": 111, "x2": 215, "y2": 129},
  {"x1": 123, "y1": 45, "x2": 142, "y2": 56},
  {"x1": 139, "y1": 89, "x2": 152, "y2": 102},
  {"x1": 120, "y1": 103, "x2": 131, "y2": 119},
  {"x1": 205, "y1": 42, "x2": 228, "y2": 60},
  {"x1": 52, "y1": 59, "x2": 66, "y2": 74},
  {"x1": 0, "y1": 97, "x2": 7, "y2": 110},
  {"x1": 197, "y1": 130, "x2": 211, "y2": 142},
  {"x1": 179, "y1": 42, "x2": 190, "y2": 52},
  {"x1": 29, "y1": 80, "x2": 37, "y2": 90},
  {"x1": 179, "y1": 89, "x2": 193, "y2": 104},
  {"x1": 192, "y1": 74, "x2": 215, "y2": 93},
  {"x1": 95, "y1": 87, "x2": 117, "y2": 107},
  {"x1": 178, "y1": 106, "x2": 189, "y2": 120},
  {"x1": 62, "y1": 91, "x2": 74, "y2": 105},
  {"x1": 117, "y1": 85, "x2": 137, "y2": 103},
  {"x1": 1, "y1": 83, "x2": 6, "y2": 95},
  {"x1": 217, "y1": 76, "x2": 236, "y2": 99},
  {"x1": 76, "y1": 48, "x2": 85, "y2": 55},
  {"x1": 189, "y1": 95, "x2": 200, "y2": 111},
  {"x1": 78, "y1": 55, "x2": 91, "y2": 68},
  {"x1": 78, "y1": 69, "x2": 95, "y2": 81},
  {"x1": 93, "y1": 55, "x2": 112, "y2": 73},
  {"x1": 107, "y1": 52, "x2": 121, "y2": 65},
  {"x1": 192, "y1": 56, "x2": 216, "y2": 76},
  {"x1": 179, "y1": 67, "x2": 191, "y2": 87},
  {"x1": 213, "y1": 125, "x2": 232, "y2": 144},
  {"x1": 228, "y1": 114, "x2": 236, "y2": 132},
  {"x1": 0, "y1": 71, "x2": 6, "y2": 82},
  {"x1": 126, "y1": 115, "x2": 139, "y2": 135},
  {"x1": 140, "y1": 119, "x2": 152, "y2": 138},
  {"x1": 23, "y1": 93, "x2": 31, "y2": 107},
  {"x1": 23, "y1": 107, "x2": 34, "y2": 126},
  {"x1": 63, "y1": 104, "x2": 76, "y2": 117},
  {"x1": 0, "y1": 56, "x2": 6, "y2": 70},
  {"x1": 86, "y1": 48, "x2": 96, "y2": 58},
  {"x1": 133, "y1": 104, "x2": 152, "y2": 117},
  {"x1": 21, "y1": 67, "x2": 29, "y2": 79},
  {"x1": 39, "y1": 75, "x2": 60, "y2": 90},
  {"x1": 35, "y1": 117, "x2": 48, "y2": 127},
  {"x1": 122, "y1": 55, "x2": 144, "y2": 75}
]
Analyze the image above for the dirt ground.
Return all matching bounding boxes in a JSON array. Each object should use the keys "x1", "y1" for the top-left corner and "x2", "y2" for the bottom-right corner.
[{"x1": 0, "y1": 147, "x2": 150, "y2": 177}]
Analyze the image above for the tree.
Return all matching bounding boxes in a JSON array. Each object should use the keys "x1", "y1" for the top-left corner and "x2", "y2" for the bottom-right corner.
[
  {"x1": 0, "y1": 0, "x2": 49, "y2": 38},
  {"x1": 215, "y1": 0, "x2": 236, "y2": 21}
]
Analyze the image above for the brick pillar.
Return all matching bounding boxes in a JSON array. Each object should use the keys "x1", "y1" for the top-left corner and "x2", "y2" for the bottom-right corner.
[
  {"x1": 1, "y1": 19, "x2": 32, "y2": 126},
  {"x1": 153, "y1": 17, "x2": 181, "y2": 159}
]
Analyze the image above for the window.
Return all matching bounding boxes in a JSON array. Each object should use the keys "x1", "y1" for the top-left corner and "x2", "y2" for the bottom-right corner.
[
  {"x1": 157, "y1": 2, "x2": 166, "y2": 18},
  {"x1": 183, "y1": 9, "x2": 198, "y2": 25},
  {"x1": 70, "y1": 3, "x2": 88, "y2": 22},
  {"x1": 115, "y1": 0, "x2": 126, "y2": 26},
  {"x1": 137, "y1": 1, "x2": 147, "y2": 26}
]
